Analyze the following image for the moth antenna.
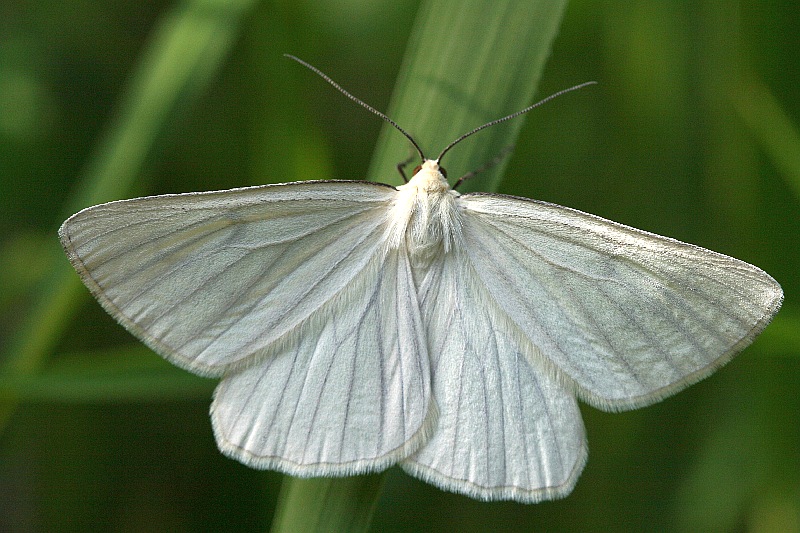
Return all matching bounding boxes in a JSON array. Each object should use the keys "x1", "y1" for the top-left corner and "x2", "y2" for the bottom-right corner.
[
  {"x1": 436, "y1": 81, "x2": 597, "y2": 164},
  {"x1": 286, "y1": 54, "x2": 426, "y2": 161}
]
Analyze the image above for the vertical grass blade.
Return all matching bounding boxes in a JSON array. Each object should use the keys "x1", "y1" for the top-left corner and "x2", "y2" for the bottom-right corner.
[
  {"x1": 368, "y1": 0, "x2": 569, "y2": 192},
  {"x1": 271, "y1": 1, "x2": 569, "y2": 531}
]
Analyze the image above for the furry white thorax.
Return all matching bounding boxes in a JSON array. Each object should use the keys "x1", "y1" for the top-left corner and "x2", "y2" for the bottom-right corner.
[{"x1": 386, "y1": 160, "x2": 463, "y2": 269}]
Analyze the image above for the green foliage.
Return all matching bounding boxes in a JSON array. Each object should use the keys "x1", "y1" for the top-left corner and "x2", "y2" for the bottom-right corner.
[{"x1": 1, "y1": 0, "x2": 798, "y2": 531}]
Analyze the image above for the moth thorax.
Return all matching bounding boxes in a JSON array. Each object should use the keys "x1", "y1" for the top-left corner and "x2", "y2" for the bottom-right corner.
[{"x1": 405, "y1": 190, "x2": 461, "y2": 270}]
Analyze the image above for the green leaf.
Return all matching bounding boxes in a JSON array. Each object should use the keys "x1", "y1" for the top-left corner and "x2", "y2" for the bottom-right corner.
[
  {"x1": 270, "y1": 476, "x2": 385, "y2": 533},
  {"x1": 1, "y1": 0, "x2": 257, "y2": 428},
  {"x1": 271, "y1": 1, "x2": 569, "y2": 531},
  {"x1": 368, "y1": 0, "x2": 570, "y2": 193},
  {"x1": 0, "y1": 346, "x2": 215, "y2": 403}
]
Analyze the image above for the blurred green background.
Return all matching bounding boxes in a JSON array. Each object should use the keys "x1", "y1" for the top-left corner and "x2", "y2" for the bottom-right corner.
[{"x1": 1, "y1": 0, "x2": 798, "y2": 531}]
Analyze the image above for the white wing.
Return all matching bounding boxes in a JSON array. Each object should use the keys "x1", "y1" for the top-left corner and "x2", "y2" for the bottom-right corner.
[
  {"x1": 60, "y1": 180, "x2": 434, "y2": 474},
  {"x1": 402, "y1": 252, "x2": 587, "y2": 503},
  {"x1": 211, "y1": 246, "x2": 434, "y2": 475},
  {"x1": 457, "y1": 193, "x2": 783, "y2": 410},
  {"x1": 60, "y1": 181, "x2": 396, "y2": 375}
]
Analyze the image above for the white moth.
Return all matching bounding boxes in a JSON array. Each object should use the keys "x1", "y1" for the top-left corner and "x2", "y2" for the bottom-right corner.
[{"x1": 59, "y1": 58, "x2": 783, "y2": 503}]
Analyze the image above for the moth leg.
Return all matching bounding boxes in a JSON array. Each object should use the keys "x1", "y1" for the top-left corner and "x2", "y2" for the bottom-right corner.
[
  {"x1": 453, "y1": 145, "x2": 515, "y2": 190},
  {"x1": 396, "y1": 149, "x2": 419, "y2": 183}
]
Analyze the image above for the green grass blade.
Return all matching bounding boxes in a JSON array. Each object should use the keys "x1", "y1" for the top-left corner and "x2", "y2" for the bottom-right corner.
[
  {"x1": 367, "y1": 0, "x2": 570, "y2": 193},
  {"x1": 270, "y1": 476, "x2": 386, "y2": 533},
  {"x1": 0, "y1": 346, "x2": 215, "y2": 403},
  {"x1": 271, "y1": 1, "x2": 569, "y2": 531},
  {"x1": 1, "y1": 0, "x2": 257, "y2": 427}
]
